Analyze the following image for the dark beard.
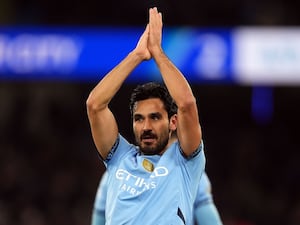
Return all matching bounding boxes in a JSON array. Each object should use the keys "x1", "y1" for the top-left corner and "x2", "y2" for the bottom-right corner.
[
  {"x1": 140, "y1": 137, "x2": 169, "y2": 155},
  {"x1": 136, "y1": 129, "x2": 170, "y2": 155}
]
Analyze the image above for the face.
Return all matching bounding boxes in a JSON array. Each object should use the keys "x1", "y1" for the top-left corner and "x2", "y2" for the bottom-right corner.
[{"x1": 132, "y1": 98, "x2": 176, "y2": 155}]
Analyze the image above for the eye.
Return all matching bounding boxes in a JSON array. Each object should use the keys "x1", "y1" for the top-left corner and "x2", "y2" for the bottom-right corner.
[
  {"x1": 152, "y1": 115, "x2": 159, "y2": 120},
  {"x1": 151, "y1": 113, "x2": 161, "y2": 120},
  {"x1": 134, "y1": 115, "x2": 143, "y2": 122}
]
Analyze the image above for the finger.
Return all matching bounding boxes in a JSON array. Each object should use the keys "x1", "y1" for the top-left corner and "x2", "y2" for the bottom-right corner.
[
  {"x1": 159, "y1": 12, "x2": 162, "y2": 20},
  {"x1": 149, "y1": 7, "x2": 161, "y2": 26},
  {"x1": 138, "y1": 24, "x2": 149, "y2": 43},
  {"x1": 145, "y1": 24, "x2": 150, "y2": 31}
]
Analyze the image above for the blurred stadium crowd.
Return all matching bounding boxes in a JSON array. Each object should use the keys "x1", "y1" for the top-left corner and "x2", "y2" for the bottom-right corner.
[{"x1": 0, "y1": 0, "x2": 300, "y2": 225}]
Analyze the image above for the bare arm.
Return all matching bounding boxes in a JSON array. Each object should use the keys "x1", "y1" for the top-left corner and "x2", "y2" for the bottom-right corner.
[
  {"x1": 148, "y1": 7, "x2": 202, "y2": 156},
  {"x1": 86, "y1": 26, "x2": 151, "y2": 159}
]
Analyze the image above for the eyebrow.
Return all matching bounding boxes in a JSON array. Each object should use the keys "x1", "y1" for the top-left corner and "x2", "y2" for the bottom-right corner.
[
  {"x1": 133, "y1": 112, "x2": 162, "y2": 118},
  {"x1": 133, "y1": 114, "x2": 143, "y2": 119},
  {"x1": 149, "y1": 112, "x2": 162, "y2": 118}
]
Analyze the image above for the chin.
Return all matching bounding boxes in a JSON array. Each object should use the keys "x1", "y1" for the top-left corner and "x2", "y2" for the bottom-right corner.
[{"x1": 140, "y1": 146, "x2": 162, "y2": 155}]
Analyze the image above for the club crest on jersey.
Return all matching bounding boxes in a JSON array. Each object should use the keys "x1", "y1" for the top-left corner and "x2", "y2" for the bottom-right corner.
[{"x1": 142, "y1": 159, "x2": 154, "y2": 172}]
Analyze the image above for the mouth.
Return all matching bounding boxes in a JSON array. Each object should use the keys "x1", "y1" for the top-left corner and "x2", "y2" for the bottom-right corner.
[
  {"x1": 142, "y1": 138, "x2": 156, "y2": 143},
  {"x1": 141, "y1": 135, "x2": 157, "y2": 145}
]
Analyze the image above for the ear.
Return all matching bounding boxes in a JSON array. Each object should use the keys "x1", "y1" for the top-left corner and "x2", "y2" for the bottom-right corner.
[{"x1": 169, "y1": 114, "x2": 177, "y2": 131}]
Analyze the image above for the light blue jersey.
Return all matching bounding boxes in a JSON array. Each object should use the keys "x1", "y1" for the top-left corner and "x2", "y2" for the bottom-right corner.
[
  {"x1": 102, "y1": 134, "x2": 205, "y2": 225},
  {"x1": 92, "y1": 171, "x2": 223, "y2": 225}
]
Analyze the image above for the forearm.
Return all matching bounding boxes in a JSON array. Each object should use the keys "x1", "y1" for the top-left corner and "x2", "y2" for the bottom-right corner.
[
  {"x1": 152, "y1": 50, "x2": 196, "y2": 106},
  {"x1": 87, "y1": 52, "x2": 143, "y2": 110},
  {"x1": 153, "y1": 49, "x2": 201, "y2": 155}
]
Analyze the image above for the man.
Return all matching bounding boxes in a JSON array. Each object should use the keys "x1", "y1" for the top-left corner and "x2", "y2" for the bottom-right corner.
[
  {"x1": 91, "y1": 171, "x2": 224, "y2": 225},
  {"x1": 86, "y1": 7, "x2": 205, "y2": 224}
]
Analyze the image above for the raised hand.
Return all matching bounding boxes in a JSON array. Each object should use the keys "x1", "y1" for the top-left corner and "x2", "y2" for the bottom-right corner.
[
  {"x1": 133, "y1": 24, "x2": 151, "y2": 61},
  {"x1": 148, "y1": 7, "x2": 163, "y2": 56}
]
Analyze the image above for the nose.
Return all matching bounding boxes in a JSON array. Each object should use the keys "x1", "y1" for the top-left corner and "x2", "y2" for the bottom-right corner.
[{"x1": 143, "y1": 118, "x2": 152, "y2": 131}]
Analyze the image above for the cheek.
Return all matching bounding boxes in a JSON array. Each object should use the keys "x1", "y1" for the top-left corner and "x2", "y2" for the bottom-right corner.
[{"x1": 133, "y1": 124, "x2": 140, "y2": 135}]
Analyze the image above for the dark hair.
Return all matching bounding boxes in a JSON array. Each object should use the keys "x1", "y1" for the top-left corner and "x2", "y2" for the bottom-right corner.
[{"x1": 129, "y1": 82, "x2": 177, "y2": 118}]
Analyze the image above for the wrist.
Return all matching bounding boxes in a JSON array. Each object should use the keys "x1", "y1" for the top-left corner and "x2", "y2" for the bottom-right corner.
[
  {"x1": 128, "y1": 51, "x2": 146, "y2": 63},
  {"x1": 151, "y1": 47, "x2": 166, "y2": 62},
  {"x1": 130, "y1": 48, "x2": 151, "y2": 61},
  {"x1": 150, "y1": 46, "x2": 164, "y2": 58}
]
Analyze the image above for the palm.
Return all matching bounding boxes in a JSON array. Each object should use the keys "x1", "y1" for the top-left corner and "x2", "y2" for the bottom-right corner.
[{"x1": 135, "y1": 25, "x2": 151, "y2": 60}]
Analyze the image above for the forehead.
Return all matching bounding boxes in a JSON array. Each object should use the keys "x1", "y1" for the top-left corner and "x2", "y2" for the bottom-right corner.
[{"x1": 133, "y1": 98, "x2": 166, "y2": 115}]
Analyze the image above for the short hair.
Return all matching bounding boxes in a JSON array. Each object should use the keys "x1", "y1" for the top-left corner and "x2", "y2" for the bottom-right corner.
[{"x1": 129, "y1": 82, "x2": 177, "y2": 119}]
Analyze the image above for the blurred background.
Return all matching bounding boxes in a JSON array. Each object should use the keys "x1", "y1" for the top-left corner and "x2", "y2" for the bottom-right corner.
[{"x1": 1, "y1": 0, "x2": 300, "y2": 225}]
